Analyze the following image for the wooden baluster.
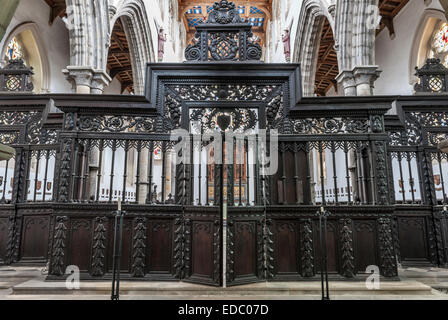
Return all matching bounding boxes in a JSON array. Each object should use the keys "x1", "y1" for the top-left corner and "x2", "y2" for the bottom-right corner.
[
  {"x1": 109, "y1": 140, "x2": 117, "y2": 203},
  {"x1": 397, "y1": 152, "x2": 406, "y2": 204},
  {"x1": 42, "y1": 150, "x2": 50, "y2": 202},
  {"x1": 96, "y1": 140, "x2": 104, "y2": 202}
]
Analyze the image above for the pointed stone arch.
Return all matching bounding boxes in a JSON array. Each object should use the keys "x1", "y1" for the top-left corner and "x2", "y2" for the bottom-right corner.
[
  {"x1": 110, "y1": 0, "x2": 156, "y2": 95},
  {"x1": 1, "y1": 22, "x2": 50, "y2": 93},
  {"x1": 292, "y1": 0, "x2": 337, "y2": 96},
  {"x1": 408, "y1": 8, "x2": 447, "y2": 87}
]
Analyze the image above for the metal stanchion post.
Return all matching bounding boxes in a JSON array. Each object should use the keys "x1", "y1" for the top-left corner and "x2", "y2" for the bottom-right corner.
[
  {"x1": 318, "y1": 206, "x2": 330, "y2": 300},
  {"x1": 111, "y1": 199, "x2": 126, "y2": 300}
]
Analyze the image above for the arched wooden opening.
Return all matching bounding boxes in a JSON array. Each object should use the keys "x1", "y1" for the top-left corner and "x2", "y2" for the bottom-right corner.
[
  {"x1": 107, "y1": 18, "x2": 133, "y2": 94},
  {"x1": 314, "y1": 18, "x2": 338, "y2": 96}
]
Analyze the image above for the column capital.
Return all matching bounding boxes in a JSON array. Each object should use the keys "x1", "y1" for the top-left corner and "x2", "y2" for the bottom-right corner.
[
  {"x1": 352, "y1": 66, "x2": 382, "y2": 96},
  {"x1": 336, "y1": 70, "x2": 356, "y2": 96},
  {"x1": 63, "y1": 66, "x2": 95, "y2": 93},
  {"x1": 91, "y1": 70, "x2": 112, "y2": 94}
]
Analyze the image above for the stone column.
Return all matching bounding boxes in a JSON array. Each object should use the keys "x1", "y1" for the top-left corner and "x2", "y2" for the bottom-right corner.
[
  {"x1": 138, "y1": 150, "x2": 149, "y2": 204},
  {"x1": 63, "y1": 67, "x2": 94, "y2": 94},
  {"x1": 63, "y1": 67, "x2": 111, "y2": 94},
  {"x1": 335, "y1": 70, "x2": 357, "y2": 96},
  {"x1": 353, "y1": 66, "x2": 382, "y2": 96},
  {"x1": 91, "y1": 70, "x2": 112, "y2": 94}
]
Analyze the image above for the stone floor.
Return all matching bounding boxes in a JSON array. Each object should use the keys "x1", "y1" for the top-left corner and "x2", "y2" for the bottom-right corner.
[{"x1": 1, "y1": 265, "x2": 448, "y2": 300}]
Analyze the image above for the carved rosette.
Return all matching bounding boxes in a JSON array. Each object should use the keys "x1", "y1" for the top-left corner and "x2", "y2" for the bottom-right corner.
[
  {"x1": 300, "y1": 219, "x2": 314, "y2": 278},
  {"x1": 339, "y1": 219, "x2": 355, "y2": 278},
  {"x1": 132, "y1": 218, "x2": 147, "y2": 277},
  {"x1": 50, "y1": 216, "x2": 68, "y2": 276},
  {"x1": 91, "y1": 217, "x2": 107, "y2": 277},
  {"x1": 185, "y1": 43, "x2": 201, "y2": 61},
  {"x1": 378, "y1": 218, "x2": 398, "y2": 277}
]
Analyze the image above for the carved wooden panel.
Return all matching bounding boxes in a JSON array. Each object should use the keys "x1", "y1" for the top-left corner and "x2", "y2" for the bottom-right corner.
[
  {"x1": 190, "y1": 221, "x2": 214, "y2": 279},
  {"x1": 19, "y1": 215, "x2": 49, "y2": 262},
  {"x1": 354, "y1": 220, "x2": 378, "y2": 273},
  {"x1": 398, "y1": 217, "x2": 429, "y2": 263},
  {"x1": 148, "y1": 220, "x2": 172, "y2": 273},
  {"x1": 274, "y1": 221, "x2": 299, "y2": 274},
  {"x1": 0, "y1": 218, "x2": 8, "y2": 263},
  {"x1": 68, "y1": 219, "x2": 92, "y2": 272},
  {"x1": 106, "y1": 218, "x2": 132, "y2": 273},
  {"x1": 233, "y1": 221, "x2": 257, "y2": 279},
  {"x1": 314, "y1": 220, "x2": 339, "y2": 273}
]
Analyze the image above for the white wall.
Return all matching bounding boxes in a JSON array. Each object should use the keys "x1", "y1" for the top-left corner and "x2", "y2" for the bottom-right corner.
[
  {"x1": 0, "y1": 0, "x2": 72, "y2": 93},
  {"x1": 374, "y1": 0, "x2": 445, "y2": 95}
]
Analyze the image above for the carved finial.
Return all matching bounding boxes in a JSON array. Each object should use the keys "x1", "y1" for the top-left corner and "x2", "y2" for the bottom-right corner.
[{"x1": 207, "y1": 0, "x2": 244, "y2": 24}]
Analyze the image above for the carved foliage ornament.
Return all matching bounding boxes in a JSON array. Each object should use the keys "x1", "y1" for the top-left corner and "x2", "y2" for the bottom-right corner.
[{"x1": 207, "y1": 1, "x2": 244, "y2": 24}]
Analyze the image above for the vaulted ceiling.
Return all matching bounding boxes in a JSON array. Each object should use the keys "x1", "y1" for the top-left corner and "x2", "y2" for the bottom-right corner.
[{"x1": 178, "y1": 0, "x2": 272, "y2": 47}]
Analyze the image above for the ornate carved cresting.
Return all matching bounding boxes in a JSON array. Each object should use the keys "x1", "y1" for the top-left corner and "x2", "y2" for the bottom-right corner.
[
  {"x1": 184, "y1": 1, "x2": 262, "y2": 62},
  {"x1": 339, "y1": 219, "x2": 355, "y2": 278},
  {"x1": 50, "y1": 216, "x2": 68, "y2": 276},
  {"x1": 132, "y1": 218, "x2": 147, "y2": 277},
  {"x1": 415, "y1": 58, "x2": 448, "y2": 93},
  {"x1": 0, "y1": 59, "x2": 34, "y2": 92},
  {"x1": 77, "y1": 115, "x2": 156, "y2": 133}
]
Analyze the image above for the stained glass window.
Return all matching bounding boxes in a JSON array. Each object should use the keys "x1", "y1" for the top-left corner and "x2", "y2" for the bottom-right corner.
[
  {"x1": 5, "y1": 37, "x2": 24, "y2": 62},
  {"x1": 434, "y1": 23, "x2": 448, "y2": 54}
]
